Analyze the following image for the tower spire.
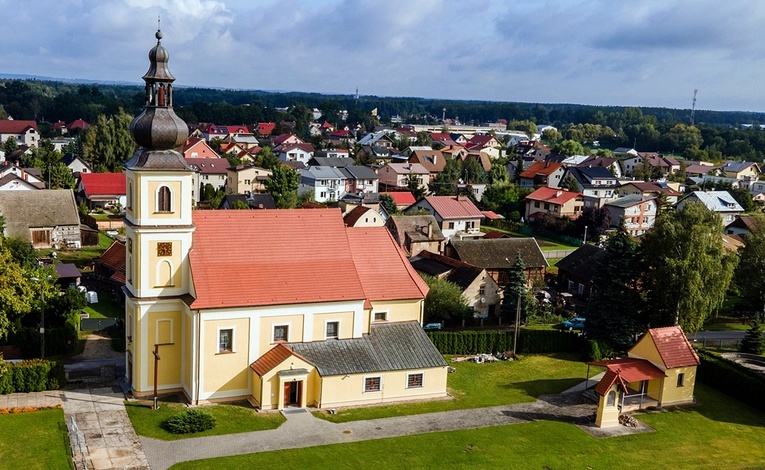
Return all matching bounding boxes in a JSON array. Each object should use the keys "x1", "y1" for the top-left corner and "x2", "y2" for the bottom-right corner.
[{"x1": 124, "y1": 28, "x2": 190, "y2": 170}]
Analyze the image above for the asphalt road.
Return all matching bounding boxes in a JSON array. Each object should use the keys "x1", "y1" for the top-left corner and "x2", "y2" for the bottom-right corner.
[{"x1": 687, "y1": 331, "x2": 747, "y2": 340}]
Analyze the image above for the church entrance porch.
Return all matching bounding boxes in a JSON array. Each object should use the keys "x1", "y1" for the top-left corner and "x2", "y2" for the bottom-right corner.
[{"x1": 277, "y1": 368, "x2": 308, "y2": 410}]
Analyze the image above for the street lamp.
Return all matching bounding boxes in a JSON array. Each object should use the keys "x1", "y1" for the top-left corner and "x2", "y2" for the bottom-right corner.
[{"x1": 30, "y1": 275, "x2": 52, "y2": 359}]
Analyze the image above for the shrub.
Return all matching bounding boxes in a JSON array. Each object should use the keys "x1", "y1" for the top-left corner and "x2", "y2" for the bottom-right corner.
[
  {"x1": 584, "y1": 339, "x2": 614, "y2": 362},
  {"x1": 427, "y1": 329, "x2": 586, "y2": 355},
  {"x1": 165, "y1": 409, "x2": 216, "y2": 434},
  {"x1": 697, "y1": 349, "x2": 765, "y2": 412},
  {"x1": 0, "y1": 359, "x2": 66, "y2": 394}
]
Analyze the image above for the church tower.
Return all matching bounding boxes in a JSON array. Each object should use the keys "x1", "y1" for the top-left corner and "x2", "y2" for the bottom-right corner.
[{"x1": 124, "y1": 28, "x2": 195, "y2": 396}]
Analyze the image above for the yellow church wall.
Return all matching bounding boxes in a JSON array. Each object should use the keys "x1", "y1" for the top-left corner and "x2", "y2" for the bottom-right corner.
[
  {"x1": 257, "y1": 355, "x2": 316, "y2": 410},
  {"x1": 202, "y1": 318, "x2": 250, "y2": 395},
  {"x1": 125, "y1": 173, "x2": 135, "y2": 218},
  {"x1": 628, "y1": 335, "x2": 666, "y2": 369},
  {"x1": 319, "y1": 366, "x2": 447, "y2": 409},
  {"x1": 660, "y1": 366, "x2": 697, "y2": 405},
  {"x1": 258, "y1": 315, "x2": 304, "y2": 356},
  {"x1": 146, "y1": 310, "x2": 183, "y2": 388},
  {"x1": 367, "y1": 299, "x2": 423, "y2": 333},
  {"x1": 146, "y1": 240, "x2": 183, "y2": 288},
  {"x1": 311, "y1": 312, "x2": 355, "y2": 340},
  {"x1": 182, "y1": 313, "x2": 193, "y2": 393},
  {"x1": 125, "y1": 299, "x2": 140, "y2": 386},
  {"x1": 250, "y1": 372, "x2": 263, "y2": 408}
]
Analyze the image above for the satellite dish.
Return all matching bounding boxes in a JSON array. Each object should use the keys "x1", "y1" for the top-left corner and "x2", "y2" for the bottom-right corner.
[{"x1": 480, "y1": 297, "x2": 486, "y2": 304}]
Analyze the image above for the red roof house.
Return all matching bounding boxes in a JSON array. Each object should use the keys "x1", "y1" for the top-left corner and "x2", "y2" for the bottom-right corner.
[
  {"x1": 78, "y1": 173, "x2": 126, "y2": 208},
  {"x1": 524, "y1": 187, "x2": 584, "y2": 221}
]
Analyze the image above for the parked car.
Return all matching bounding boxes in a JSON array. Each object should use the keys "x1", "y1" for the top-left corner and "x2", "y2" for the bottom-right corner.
[
  {"x1": 423, "y1": 323, "x2": 443, "y2": 332},
  {"x1": 559, "y1": 317, "x2": 585, "y2": 331}
]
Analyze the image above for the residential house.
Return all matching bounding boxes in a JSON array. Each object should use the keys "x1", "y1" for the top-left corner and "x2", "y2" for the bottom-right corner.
[
  {"x1": 445, "y1": 238, "x2": 547, "y2": 287},
  {"x1": 357, "y1": 131, "x2": 396, "y2": 148},
  {"x1": 409, "y1": 195, "x2": 484, "y2": 240},
  {"x1": 603, "y1": 195, "x2": 657, "y2": 236},
  {"x1": 61, "y1": 154, "x2": 93, "y2": 177},
  {"x1": 429, "y1": 132, "x2": 458, "y2": 147},
  {"x1": 613, "y1": 147, "x2": 638, "y2": 157},
  {"x1": 0, "y1": 174, "x2": 40, "y2": 191},
  {"x1": 386, "y1": 215, "x2": 446, "y2": 256},
  {"x1": 278, "y1": 143, "x2": 315, "y2": 165},
  {"x1": 343, "y1": 206, "x2": 385, "y2": 227},
  {"x1": 0, "y1": 189, "x2": 81, "y2": 248},
  {"x1": 563, "y1": 166, "x2": 619, "y2": 201},
  {"x1": 556, "y1": 244, "x2": 606, "y2": 298},
  {"x1": 579, "y1": 156, "x2": 623, "y2": 178},
  {"x1": 721, "y1": 161, "x2": 760, "y2": 181},
  {"x1": 377, "y1": 163, "x2": 429, "y2": 192},
  {"x1": 226, "y1": 164, "x2": 272, "y2": 196},
  {"x1": 590, "y1": 326, "x2": 699, "y2": 427},
  {"x1": 299, "y1": 166, "x2": 347, "y2": 202},
  {"x1": 309, "y1": 156, "x2": 354, "y2": 167},
  {"x1": 684, "y1": 163, "x2": 717, "y2": 178},
  {"x1": 725, "y1": 215, "x2": 760, "y2": 237},
  {"x1": 313, "y1": 149, "x2": 350, "y2": 160},
  {"x1": 123, "y1": 36, "x2": 446, "y2": 409},
  {"x1": 187, "y1": 157, "x2": 228, "y2": 197},
  {"x1": 620, "y1": 153, "x2": 679, "y2": 177},
  {"x1": 180, "y1": 137, "x2": 220, "y2": 159},
  {"x1": 256, "y1": 122, "x2": 276, "y2": 137},
  {"x1": 94, "y1": 239, "x2": 126, "y2": 290},
  {"x1": 78, "y1": 172, "x2": 126, "y2": 209},
  {"x1": 465, "y1": 134, "x2": 503, "y2": 159},
  {"x1": 340, "y1": 165, "x2": 380, "y2": 194},
  {"x1": 0, "y1": 162, "x2": 45, "y2": 188},
  {"x1": 749, "y1": 179, "x2": 765, "y2": 197},
  {"x1": 356, "y1": 145, "x2": 394, "y2": 164},
  {"x1": 617, "y1": 181, "x2": 682, "y2": 204},
  {"x1": 272, "y1": 133, "x2": 304, "y2": 147},
  {"x1": 218, "y1": 141, "x2": 246, "y2": 156},
  {"x1": 519, "y1": 161, "x2": 565, "y2": 189},
  {"x1": 441, "y1": 145, "x2": 468, "y2": 161},
  {"x1": 224, "y1": 133, "x2": 259, "y2": 149},
  {"x1": 55, "y1": 263, "x2": 82, "y2": 288},
  {"x1": 0, "y1": 120, "x2": 40, "y2": 147},
  {"x1": 410, "y1": 251, "x2": 501, "y2": 318},
  {"x1": 380, "y1": 191, "x2": 416, "y2": 211},
  {"x1": 676, "y1": 190, "x2": 744, "y2": 225},
  {"x1": 408, "y1": 149, "x2": 446, "y2": 180},
  {"x1": 328, "y1": 129, "x2": 355, "y2": 146},
  {"x1": 201, "y1": 124, "x2": 250, "y2": 142},
  {"x1": 524, "y1": 187, "x2": 584, "y2": 221}
]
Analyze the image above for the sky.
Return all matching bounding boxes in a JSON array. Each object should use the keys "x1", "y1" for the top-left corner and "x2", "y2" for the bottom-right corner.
[{"x1": 5, "y1": 0, "x2": 765, "y2": 113}]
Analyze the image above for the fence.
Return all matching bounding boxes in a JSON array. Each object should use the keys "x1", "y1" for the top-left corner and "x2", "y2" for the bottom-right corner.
[
  {"x1": 543, "y1": 249, "x2": 577, "y2": 260},
  {"x1": 81, "y1": 318, "x2": 119, "y2": 332},
  {"x1": 691, "y1": 337, "x2": 741, "y2": 350}
]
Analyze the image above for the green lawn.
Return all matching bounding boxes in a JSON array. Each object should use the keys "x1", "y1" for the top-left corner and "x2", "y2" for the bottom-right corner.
[
  {"x1": 125, "y1": 399, "x2": 285, "y2": 441},
  {"x1": 0, "y1": 408, "x2": 71, "y2": 470},
  {"x1": 83, "y1": 290, "x2": 123, "y2": 319},
  {"x1": 89, "y1": 213, "x2": 123, "y2": 221},
  {"x1": 171, "y1": 385, "x2": 765, "y2": 470},
  {"x1": 481, "y1": 225, "x2": 579, "y2": 251},
  {"x1": 315, "y1": 353, "x2": 597, "y2": 423},
  {"x1": 56, "y1": 233, "x2": 114, "y2": 270}
]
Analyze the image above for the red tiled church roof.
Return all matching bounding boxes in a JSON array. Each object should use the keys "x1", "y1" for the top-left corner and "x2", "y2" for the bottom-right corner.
[{"x1": 250, "y1": 343, "x2": 309, "y2": 376}]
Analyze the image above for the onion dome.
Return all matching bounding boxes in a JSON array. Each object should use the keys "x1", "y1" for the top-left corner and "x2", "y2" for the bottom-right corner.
[{"x1": 126, "y1": 28, "x2": 191, "y2": 170}]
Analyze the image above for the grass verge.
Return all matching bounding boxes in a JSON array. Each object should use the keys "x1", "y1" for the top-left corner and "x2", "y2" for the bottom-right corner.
[
  {"x1": 125, "y1": 398, "x2": 285, "y2": 441},
  {"x1": 171, "y1": 385, "x2": 765, "y2": 470},
  {"x1": 83, "y1": 290, "x2": 123, "y2": 319},
  {"x1": 315, "y1": 353, "x2": 597, "y2": 423},
  {"x1": 0, "y1": 408, "x2": 71, "y2": 469}
]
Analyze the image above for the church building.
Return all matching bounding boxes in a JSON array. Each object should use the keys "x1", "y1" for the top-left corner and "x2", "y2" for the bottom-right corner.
[{"x1": 124, "y1": 30, "x2": 447, "y2": 409}]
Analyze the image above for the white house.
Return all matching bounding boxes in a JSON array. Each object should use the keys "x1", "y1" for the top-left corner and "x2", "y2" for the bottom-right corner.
[
  {"x1": 408, "y1": 195, "x2": 484, "y2": 240},
  {"x1": 299, "y1": 166, "x2": 347, "y2": 202}
]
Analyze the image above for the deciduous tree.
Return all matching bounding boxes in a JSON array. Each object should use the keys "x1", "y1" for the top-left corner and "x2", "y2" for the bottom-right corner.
[
  {"x1": 734, "y1": 215, "x2": 765, "y2": 311},
  {"x1": 422, "y1": 275, "x2": 473, "y2": 323},
  {"x1": 640, "y1": 202, "x2": 738, "y2": 331},
  {"x1": 265, "y1": 165, "x2": 299, "y2": 208}
]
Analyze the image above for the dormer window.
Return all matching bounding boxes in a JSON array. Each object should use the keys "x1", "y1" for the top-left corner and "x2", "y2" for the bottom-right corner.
[{"x1": 157, "y1": 185, "x2": 172, "y2": 212}]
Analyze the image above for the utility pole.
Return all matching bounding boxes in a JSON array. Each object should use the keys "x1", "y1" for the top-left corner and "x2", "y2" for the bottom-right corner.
[
  {"x1": 583, "y1": 225, "x2": 588, "y2": 245},
  {"x1": 690, "y1": 89, "x2": 698, "y2": 126},
  {"x1": 512, "y1": 291, "x2": 521, "y2": 357}
]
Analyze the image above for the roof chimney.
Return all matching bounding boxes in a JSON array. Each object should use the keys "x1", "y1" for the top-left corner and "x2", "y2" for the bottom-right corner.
[{"x1": 428, "y1": 221, "x2": 433, "y2": 238}]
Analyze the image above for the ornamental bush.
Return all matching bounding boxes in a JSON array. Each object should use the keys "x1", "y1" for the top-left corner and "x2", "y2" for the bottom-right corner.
[
  {"x1": 165, "y1": 409, "x2": 216, "y2": 434},
  {"x1": 0, "y1": 359, "x2": 66, "y2": 394}
]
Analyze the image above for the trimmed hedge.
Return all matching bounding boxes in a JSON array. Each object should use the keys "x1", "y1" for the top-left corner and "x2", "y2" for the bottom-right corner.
[
  {"x1": 0, "y1": 359, "x2": 66, "y2": 394},
  {"x1": 2, "y1": 311, "x2": 80, "y2": 358},
  {"x1": 166, "y1": 409, "x2": 216, "y2": 434},
  {"x1": 696, "y1": 349, "x2": 765, "y2": 412},
  {"x1": 427, "y1": 329, "x2": 586, "y2": 355}
]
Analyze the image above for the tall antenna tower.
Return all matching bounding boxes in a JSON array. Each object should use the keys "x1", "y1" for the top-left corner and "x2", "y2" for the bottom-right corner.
[
  {"x1": 355, "y1": 86, "x2": 359, "y2": 105},
  {"x1": 690, "y1": 89, "x2": 698, "y2": 125},
  {"x1": 442, "y1": 108, "x2": 446, "y2": 122}
]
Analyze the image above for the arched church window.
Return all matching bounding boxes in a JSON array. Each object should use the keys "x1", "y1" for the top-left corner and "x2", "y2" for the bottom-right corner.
[{"x1": 157, "y1": 185, "x2": 172, "y2": 212}]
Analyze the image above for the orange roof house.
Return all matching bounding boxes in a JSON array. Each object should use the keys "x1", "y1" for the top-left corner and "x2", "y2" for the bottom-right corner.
[
  {"x1": 77, "y1": 172, "x2": 126, "y2": 208},
  {"x1": 524, "y1": 187, "x2": 583, "y2": 221},
  {"x1": 519, "y1": 161, "x2": 565, "y2": 189},
  {"x1": 589, "y1": 326, "x2": 699, "y2": 427},
  {"x1": 180, "y1": 137, "x2": 219, "y2": 159}
]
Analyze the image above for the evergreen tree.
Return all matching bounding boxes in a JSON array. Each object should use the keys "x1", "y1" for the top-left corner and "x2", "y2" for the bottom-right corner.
[
  {"x1": 379, "y1": 194, "x2": 397, "y2": 216},
  {"x1": 488, "y1": 164, "x2": 509, "y2": 184},
  {"x1": 463, "y1": 157, "x2": 488, "y2": 184},
  {"x1": 585, "y1": 224, "x2": 644, "y2": 350},
  {"x1": 3, "y1": 136, "x2": 18, "y2": 155},
  {"x1": 739, "y1": 320, "x2": 764, "y2": 355},
  {"x1": 501, "y1": 251, "x2": 532, "y2": 322},
  {"x1": 407, "y1": 174, "x2": 427, "y2": 201},
  {"x1": 429, "y1": 158, "x2": 461, "y2": 195},
  {"x1": 561, "y1": 174, "x2": 580, "y2": 192},
  {"x1": 640, "y1": 202, "x2": 738, "y2": 331}
]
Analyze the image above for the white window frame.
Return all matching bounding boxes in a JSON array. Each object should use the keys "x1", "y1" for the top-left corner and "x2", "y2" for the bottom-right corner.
[
  {"x1": 406, "y1": 372, "x2": 424, "y2": 389},
  {"x1": 272, "y1": 323, "x2": 291, "y2": 343},
  {"x1": 325, "y1": 320, "x2": 340, "y2": 340},
  {"x1": 373, "y1": 311, "x2": 388, "y2": 322},
  {"x1": 217, "y1": 326, "x2": 235, "y2": 354},
  {"x1": 363, "y1": 375, "x2": 382, "y2": 393}
]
